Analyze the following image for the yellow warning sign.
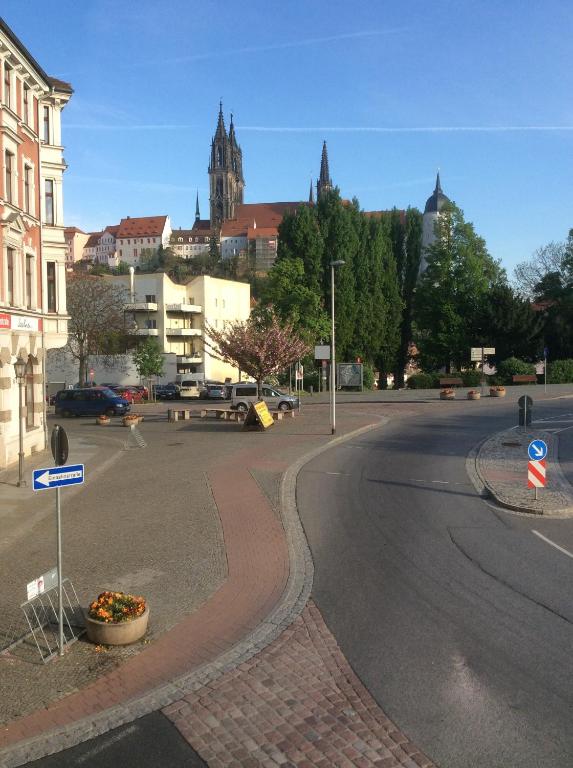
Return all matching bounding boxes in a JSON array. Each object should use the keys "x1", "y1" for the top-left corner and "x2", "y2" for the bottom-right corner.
[{"x1": 243, "y1": 401, "x2": 275, "y2": 430}]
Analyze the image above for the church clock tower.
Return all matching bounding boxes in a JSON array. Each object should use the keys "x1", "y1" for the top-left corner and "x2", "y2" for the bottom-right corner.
[{"x1": 209, "y1": 103, "x2": 245, "y2": 229}]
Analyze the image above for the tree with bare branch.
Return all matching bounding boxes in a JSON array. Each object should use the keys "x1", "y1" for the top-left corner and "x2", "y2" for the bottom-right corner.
[
  {"x1": 204, "y1": 307, "x2": 310, "y2": 399},
  {"x1": 65, "y1": 275, "x2": 130, "y2": 385}
]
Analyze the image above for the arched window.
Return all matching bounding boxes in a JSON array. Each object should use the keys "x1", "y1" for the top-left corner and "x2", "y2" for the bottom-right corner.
[{"x1": 217, "y1": 146, "x2": 223, "y2": 166}]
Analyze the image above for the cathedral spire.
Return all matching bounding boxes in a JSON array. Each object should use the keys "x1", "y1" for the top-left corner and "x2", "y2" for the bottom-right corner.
[
  {"x1": 229, "y1": 112, "x2": 237, "y2": 145},
  {"x1": 317, "y1": 140, "x2": 333, "y2": 199},
  {"x1": 435, "y1": 169, "x2": 442, "y2": 194},
  {"x1": 215, "y1": 100, "x2": 227, "y2": 140},
  {"x1": 309, "y1": 177, "x2": 314, "y2": 205},
  {"x1": 195, "y1": 190, "x2": 200, "y2": 222}
]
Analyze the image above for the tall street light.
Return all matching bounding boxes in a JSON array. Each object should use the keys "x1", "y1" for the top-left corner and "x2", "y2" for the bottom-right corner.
[
  {"x1": 330, "y1": 260, "x2": 345, "y2": 434},
  {"x1": 14, "y1": 356, "x2": 27, "y2": 488}
]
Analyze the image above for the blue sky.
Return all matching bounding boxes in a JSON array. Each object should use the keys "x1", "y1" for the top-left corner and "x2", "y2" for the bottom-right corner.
[{"x1": 4, "y1": 0, "x2": 572, "y2": 275}]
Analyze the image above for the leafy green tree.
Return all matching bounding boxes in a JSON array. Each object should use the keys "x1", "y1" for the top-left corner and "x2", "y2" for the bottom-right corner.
[
  {"x1": 414, "y1": 204, "x2": 504, "y2": 371},
  {"x1": 317, "y1": 191, "x2": 358, "y2": 360},
  {"x1": 132, "y1": 338, "x2": 164, "y2": 383},
  {"x1": 472, "y1": 283, "x2": 543, "y2": 362},
  {"x1": 262, "y1": 257, "x2": 329, "y2": 343},
  {"x1": 393, "y1": 208, "x2": 422, "y2": 388}
]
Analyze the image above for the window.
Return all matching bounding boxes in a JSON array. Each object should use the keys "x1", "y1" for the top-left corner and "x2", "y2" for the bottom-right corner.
[
  {"x1": 24, "y1": 165, "x2": 32, "y2": 213},
  {"x1": 42, "y1": 106, "x2": 50, "y2": 142},
  {"x1": 145, "y1": 294, "x2": 156, "y2": 302},
  {"x1": 25, "y1": 255, "x2": 33, "y2": 308},
  {"x1": 5, "y1": 151, "x2": 14, "y2": 203},
  {"x1": 6, "y1": 247, "x2": 15, "y2": 305},
  {"x1": 45, "y1": 179, "x2": 54, "y2": 224},
  {"x1": 133, "y1": 248, "x2": 137, "y2": 258},
  {"x1": 23, "y1": 84, "x2": 30, "y2": 123},
  {"x1": 119, "y1": 249, "x2": 122, "y2": 257},
  {"x1": 145, "y1": 319, "x2": 157, "y2": 329},
  {"x1": 127, "y1": 239, "x2": 130, "y2": 245},
  {"x1": 3, "y1": 63, "x2": 11, "y2": 109},
  {"x1": 46, "y1": 261, "x2": 56, "y2": 312}
]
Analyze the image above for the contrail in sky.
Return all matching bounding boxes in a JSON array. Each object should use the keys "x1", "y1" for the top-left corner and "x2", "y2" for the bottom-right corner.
[
  {"x1": 65, "y1": 124, "x2": 573, "y2": 133},
  {"x1": 166, "y1": 28, "x2": 407, "y2": 63}
]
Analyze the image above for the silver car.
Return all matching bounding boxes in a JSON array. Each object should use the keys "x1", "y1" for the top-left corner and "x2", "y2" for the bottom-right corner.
[{"x1": 230, "y1": 383, "x2": 298, "y2": 412}]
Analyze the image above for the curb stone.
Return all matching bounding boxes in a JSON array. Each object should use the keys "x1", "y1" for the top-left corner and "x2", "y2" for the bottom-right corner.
[{"x1": 0, "y1": 417, "x2": 386, "y2": 768}]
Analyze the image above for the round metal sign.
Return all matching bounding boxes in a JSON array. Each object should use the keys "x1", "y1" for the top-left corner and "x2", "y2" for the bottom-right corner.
[
  {"x1": 518, "y1": 395, "x2": 533, "y2": 409},
  {"x1": 50, "y1": 424, "x2": 69, "y2": 467},
  {"x1": 528, "y1": 439, "x2": 547, "y2": 461}
]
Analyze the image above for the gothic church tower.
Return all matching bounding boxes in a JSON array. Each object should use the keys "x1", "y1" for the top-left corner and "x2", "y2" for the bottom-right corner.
[
  {"x1": 316, "y1": 141, "x2": 333, "y2": 200},
  {"x1": 209, "y1": 103, "x2": 245, "y2": 229}
]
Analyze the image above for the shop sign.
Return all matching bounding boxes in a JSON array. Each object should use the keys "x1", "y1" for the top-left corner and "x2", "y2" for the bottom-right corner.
[{"x1": 0, "y1": 313, "x2": 41, "y2": 332}]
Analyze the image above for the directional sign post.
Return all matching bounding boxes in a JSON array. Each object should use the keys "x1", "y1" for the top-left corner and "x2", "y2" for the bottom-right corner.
[
  {"x1": 527, "y1": 440, "x2": 548, "y2": 500},
  {"x1": 33, "y1": 425, "x2": 83, "y2": 657}
]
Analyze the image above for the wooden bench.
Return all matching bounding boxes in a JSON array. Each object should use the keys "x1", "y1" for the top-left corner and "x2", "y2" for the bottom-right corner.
[
  {"x1": 200, "y1": 408, "x2": 246, "y2": 422},
  {"x1": 168, "y1": 409, "x2": 192, "y2": 422},
  {"x1": 273, "y1": 409, "x2": 296, "y2": 420},
  {"x1": 512, "y1": 374, "x2": 537, "y2": 384},
  {"x1": 439, "y1": 377, "x2": 463, "y2": 388}
]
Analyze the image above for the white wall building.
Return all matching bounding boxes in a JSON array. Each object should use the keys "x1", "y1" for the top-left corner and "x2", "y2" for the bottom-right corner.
[{"x1": 106, "y1": 271, "x2": 250, "y2": 382}]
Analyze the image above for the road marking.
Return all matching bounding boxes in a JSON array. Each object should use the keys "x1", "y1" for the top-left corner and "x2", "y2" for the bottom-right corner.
[
  {"x1": 325, "y1": 471, "x2": 347, "y2": 476},
  {"x1": 532, "y1": 530, "x2": 573, "y2": 560}
]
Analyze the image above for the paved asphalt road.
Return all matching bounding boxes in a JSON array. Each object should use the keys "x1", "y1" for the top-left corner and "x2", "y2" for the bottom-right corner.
[{"x1": 298, "y1": 398, "x2": 573, "y2": 768}]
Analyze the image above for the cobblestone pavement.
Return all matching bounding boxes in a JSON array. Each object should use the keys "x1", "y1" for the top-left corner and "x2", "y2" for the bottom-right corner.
[
  {"x1": 164, "y1": 601, "x2": 435, "y2": 768},
  {"x1": 475, "y1": 426, "x2": 573, "y2": 515}
]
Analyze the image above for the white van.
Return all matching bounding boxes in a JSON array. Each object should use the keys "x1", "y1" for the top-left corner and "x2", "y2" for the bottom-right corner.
[
  {"x1": 230, "y1": 383, "x2": 298, "y2": 412},
  {"x1": 178, "y1": 378, "x2": 201, "y2": 399}
]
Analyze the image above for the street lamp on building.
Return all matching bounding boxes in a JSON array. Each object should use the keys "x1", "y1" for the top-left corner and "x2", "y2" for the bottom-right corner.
[
  {"x1": 14, "y1": 356, "x2": 27, "y2": 488},
  {"x1": 330, "y1": 260, "x2": 345, "y2": 435}
]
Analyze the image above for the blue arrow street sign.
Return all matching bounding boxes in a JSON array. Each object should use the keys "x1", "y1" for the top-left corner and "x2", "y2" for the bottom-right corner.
[
  {"x1": 528, "y1": 440, "x2": 547, "y2": 461},
  {"x1": 33, "y1": 464, "x2": 84, "y2": 492}
]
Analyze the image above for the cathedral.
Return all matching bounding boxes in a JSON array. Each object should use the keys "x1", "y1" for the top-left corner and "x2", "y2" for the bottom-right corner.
[{"x1": 203, "y1": 104, "x2": 450, "y2": 273}]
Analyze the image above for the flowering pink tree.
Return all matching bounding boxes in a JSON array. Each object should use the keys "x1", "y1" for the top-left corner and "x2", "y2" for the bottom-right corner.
[{"x1": 204, "y1": 308, "x2": 310, "y2": 399}]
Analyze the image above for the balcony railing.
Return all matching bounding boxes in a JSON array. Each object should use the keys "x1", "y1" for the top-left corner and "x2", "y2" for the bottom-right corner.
[
  {"x1": 165, "y1": 303, "x2": 202, "y2": 313},
  {"x1": 166, "y1": 327, "x2": 202, "y2": 336},
  {"x1": 134, "y1": 328, "x2": 159, "y2": 336},
  {"x1": 177, "y1": 353, "x2": 202, "y2": 364},
  {"x1": 125, "y1": 302, "x2": 158, "y2": 311}
]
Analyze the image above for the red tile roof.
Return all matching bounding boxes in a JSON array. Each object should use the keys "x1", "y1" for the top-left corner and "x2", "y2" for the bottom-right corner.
[
  {"x1": 85, "y1": 232, "x2": 102, "y2": 248},
  {"x1": 221, "y1": 202, "x2": 302, "y2": 238},
  {"x1": 116, "y1": 216, "x2": 168, "y2": 239},
  {"x1": 192, "y1": 219, "x2": 212, "y2": 233},
  {"x1": 105, "y1": 224, "x2": 120, "y2": 236},
  {"x1": 364, "y1": 209, "x2": 407, "y2": 225},
  {"x1": 247, "y1": 226, "x2": 278, "y2": 239},
  {"x1": 64, "y1": 226, "x2": 86, "y2": 235}
]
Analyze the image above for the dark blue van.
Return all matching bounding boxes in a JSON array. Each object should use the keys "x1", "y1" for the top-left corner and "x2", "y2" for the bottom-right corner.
[{"x1": 54, "y1": 387, "x2": 130, "y2": 417}]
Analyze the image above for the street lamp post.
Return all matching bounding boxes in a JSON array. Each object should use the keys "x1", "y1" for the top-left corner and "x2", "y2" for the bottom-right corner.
[
  {"x1": 330, "y1": 260, "x2": 345, "y2": 434},
  {"x1": 14, "y1": 356, "x2": 27, "y2": 488}
]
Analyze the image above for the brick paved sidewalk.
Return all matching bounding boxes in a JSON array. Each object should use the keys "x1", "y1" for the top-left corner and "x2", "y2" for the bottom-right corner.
[{"x1": 165, "y1": 601, "x2": 435, "y2": 768}]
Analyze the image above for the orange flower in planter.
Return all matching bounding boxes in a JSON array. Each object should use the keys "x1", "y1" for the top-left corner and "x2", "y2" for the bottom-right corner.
[{"x1": 89, "y1": 591, "x2": 146, "y2": 623}]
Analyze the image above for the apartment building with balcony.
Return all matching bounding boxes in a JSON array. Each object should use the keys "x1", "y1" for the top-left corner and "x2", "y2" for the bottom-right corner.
[
  {"x1": 108, "y1": 271, "x2": 250, "y2": 382},
  {"x1": 0, "y1": 18, "x2": 72, "y2": 468}
]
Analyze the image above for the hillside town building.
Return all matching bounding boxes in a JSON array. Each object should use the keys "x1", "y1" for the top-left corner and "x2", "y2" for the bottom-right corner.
[{"x1": 0, "y1": 18, "x2": 72, "y2": 469}]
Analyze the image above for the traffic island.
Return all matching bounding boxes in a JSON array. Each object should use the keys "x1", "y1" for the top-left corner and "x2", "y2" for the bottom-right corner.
[{"x1": 473, "y1": 427, "x2": 573, "y2": 516}]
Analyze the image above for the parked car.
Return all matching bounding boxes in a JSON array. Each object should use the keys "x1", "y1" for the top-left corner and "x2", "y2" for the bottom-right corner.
[
  {"x1": 230, "y1": 383, "x2": 298, "y2": 412},
  {"x1": 132, "y1": 385, "x2": 149, "y2": 400},
  {"x1": 54, "y1": 387, "x2": 130, "y2": 417},
  {"x1": 200, "y1": 383, "x2": 226, "y2": 400},
  {"x1": 153, "y1": 384, "x2": 180, "y2": 400},
  {"x1": 111, "y1": 386, "x2": 144, "y2": 404},
  {"x1": 178, "y1": 378, "x2": 201, "y2": 399}
]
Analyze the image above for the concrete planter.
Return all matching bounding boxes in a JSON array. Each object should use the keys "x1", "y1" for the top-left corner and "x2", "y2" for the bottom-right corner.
[
  {"x1": 490, "y1": 388, "x2": 506, "y2": 398},
  {"x1": 467, "y1": 391, "x2": 481, "y2": 400},
  {"x1": 96, "y1": 415, "x2": 110, "y2": 425},
  {"x1": 85, "y1": 607, "x2": 149, "y2": 646},
  {"x1": 440, "y1": 390, "x2": 455, "y2": 400},
  {"x1": 122, "y1": 415, "x2": 140, "y2": 427}
]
